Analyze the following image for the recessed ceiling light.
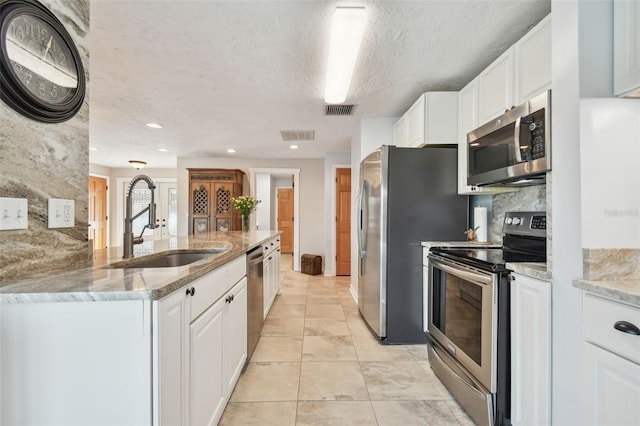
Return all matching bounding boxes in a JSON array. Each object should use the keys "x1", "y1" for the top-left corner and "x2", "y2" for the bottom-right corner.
[
  {"x1": 227, "y1": 148, "x2": 237, "y2": 153},
  {"x1": 89, "y1": 147, "x2": 99, "y2": 151},
  {"x1": 289, "y1": 144, "x2": 299, "y2": 149},
  {"x1": 157, "y1": 148, "x2": 169, "y2": 152},
  {"x1": 145, "y1": 123, "x2": 163, "y2": 129}
]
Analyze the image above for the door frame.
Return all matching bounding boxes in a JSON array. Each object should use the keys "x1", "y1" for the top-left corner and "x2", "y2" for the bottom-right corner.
[
  {"x1": 116, "y1": 177, "x2": 177, "y2": 247},
  {"x1": 89, "y1": 173, "x2": 110, "y2": 248},
  {"x1": 331, "y1": 164, "x2": 351, "y2": 277},
  {"x1": 250, "y1": 168, "x2": 300, "y2": 272}
]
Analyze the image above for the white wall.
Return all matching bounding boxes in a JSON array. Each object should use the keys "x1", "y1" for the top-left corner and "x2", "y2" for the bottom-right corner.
[
  {"x1": 349, "y1": 118, "x2": 398, "y2": 295},
  {"x1": 255, "y1": 173, "x2": 271, "y2": 231},
  {"x1": 176, "y1": 157, "x2": 325, "y2": 258}
]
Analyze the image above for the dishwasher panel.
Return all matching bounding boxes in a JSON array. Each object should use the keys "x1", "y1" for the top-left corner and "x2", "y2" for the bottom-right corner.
[{"x1": 246, "y1": 246, "x2": 264, "y2": 360}]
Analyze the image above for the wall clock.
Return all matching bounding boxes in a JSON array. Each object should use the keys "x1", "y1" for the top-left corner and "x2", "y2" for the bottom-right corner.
[{"x1": 0, "y1": 0, "x2": 85, "y2": 123}]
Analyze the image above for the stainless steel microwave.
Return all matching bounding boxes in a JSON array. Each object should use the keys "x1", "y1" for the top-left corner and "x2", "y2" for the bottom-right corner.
[{"x1": 467, "y1": 90, "x2": 551, "y2": 186}]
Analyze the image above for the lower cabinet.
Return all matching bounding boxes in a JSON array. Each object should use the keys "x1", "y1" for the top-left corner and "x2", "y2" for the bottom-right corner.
[
  {"x1": 155, "y1": 256, "x2": 247, "y2": 426},
  {"x1": 582, "y1": 292, "x2": 640, "y2": 425},
  {"x1": 510, "y1": 273, "x2": 551, "y2": 426},
  {"x1": 263, "y1": 236, "x2": 281, "y2": 319}
]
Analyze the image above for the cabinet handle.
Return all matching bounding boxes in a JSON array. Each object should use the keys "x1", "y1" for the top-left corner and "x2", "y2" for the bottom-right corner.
[
  {"x1": 225, "y1": 294, "x2": 235, "y2": 303},
  {"x1": 614, "y1": 321, "x2": 640, "y2": 335},
  {"x1": 185, "y1": 288, "x2": 193, "y2": 296}
]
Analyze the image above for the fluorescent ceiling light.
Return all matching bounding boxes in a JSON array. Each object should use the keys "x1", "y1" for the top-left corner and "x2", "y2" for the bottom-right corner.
[
  {"x1": 227, "y1": 148, "x2": 237, "y2": 153},
  {"x1": 157, "y1": 148, "x2": 169, "y2": 152},
  {"x1": 146, "y1": 123, "x2": 163, "y2": 129},
  {"x1": 324, "y1": 7, "x2": 366, "y2": 104},
  {"x1": 289, "y1": 144, "x2": 299, "y2": 150},
  {"x1": 89, "y1": 147, "x2": 99, "y2": 151}
]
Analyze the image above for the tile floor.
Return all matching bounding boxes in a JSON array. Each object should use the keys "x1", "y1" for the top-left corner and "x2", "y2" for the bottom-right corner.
[{"x1": 220, "y1": 255, "x2": 475, "y2": 426}]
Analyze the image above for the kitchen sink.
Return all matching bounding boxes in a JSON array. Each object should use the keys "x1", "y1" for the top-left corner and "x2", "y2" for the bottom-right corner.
[{"x1": 106, "y1": 249, "x2": 227, "y2": 269}]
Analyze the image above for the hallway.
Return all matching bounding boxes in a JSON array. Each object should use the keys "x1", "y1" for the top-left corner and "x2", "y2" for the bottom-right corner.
[{"x1": 220, "y1": 255, "x2": 474, "y2": 425}]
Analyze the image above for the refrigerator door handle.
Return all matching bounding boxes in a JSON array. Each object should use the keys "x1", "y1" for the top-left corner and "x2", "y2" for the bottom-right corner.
[{"x1": 358, "y1": 180, "x2": 369, "y2": 258}]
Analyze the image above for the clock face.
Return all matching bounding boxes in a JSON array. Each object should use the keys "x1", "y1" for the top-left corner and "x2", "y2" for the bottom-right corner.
[
  {"x1": 4, "y1": 13, "x2": 78, "y2": 105},
  {"x1": 0, "y1": 0, "x2": 85, "y2": 123}
]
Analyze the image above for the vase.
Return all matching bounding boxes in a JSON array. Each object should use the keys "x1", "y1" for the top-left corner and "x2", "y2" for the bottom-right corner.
[{"x1": 242, "y1": 214, "x2": 250, "y2": 232}]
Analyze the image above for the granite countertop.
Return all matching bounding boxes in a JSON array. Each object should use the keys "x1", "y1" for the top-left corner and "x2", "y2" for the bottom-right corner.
[
  {"x1": 573, "y1": 279, "x2": 640, "y2": 307},
  {"x1": 422, "y1": 240, "x2": 551, "y2": 280},
  {"x1": 0, "y1": 231, "x2": 279, "y2": 304}
]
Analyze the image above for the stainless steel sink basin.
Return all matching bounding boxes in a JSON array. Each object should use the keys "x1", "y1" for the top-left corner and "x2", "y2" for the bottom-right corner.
[{"x1": 107, "y1": 249, "x2": 226, "y2": 269}]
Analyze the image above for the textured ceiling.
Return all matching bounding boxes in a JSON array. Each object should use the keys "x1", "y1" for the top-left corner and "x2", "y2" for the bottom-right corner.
[{"x1": 89, "y1": 0, "x2": 551, "y2": 168}]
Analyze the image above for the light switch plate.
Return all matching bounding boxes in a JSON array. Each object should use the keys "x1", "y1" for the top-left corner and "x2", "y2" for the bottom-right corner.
[
  {"x1": 0, "y1": 197, "x2": 28, "y2": 230},
  {"x1": 48, "y1": 198, "x2": 75, "y2": 229}
]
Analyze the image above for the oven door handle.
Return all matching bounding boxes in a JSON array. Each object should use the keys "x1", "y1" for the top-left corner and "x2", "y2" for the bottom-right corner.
[{"x1": 430, "y1": 259, "x2": 492, "y2": 286}]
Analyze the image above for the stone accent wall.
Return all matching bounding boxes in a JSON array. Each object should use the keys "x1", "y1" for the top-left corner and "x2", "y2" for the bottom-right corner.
[{"x1": 0, "y1": 0, "x2": 90, "y2": 281}]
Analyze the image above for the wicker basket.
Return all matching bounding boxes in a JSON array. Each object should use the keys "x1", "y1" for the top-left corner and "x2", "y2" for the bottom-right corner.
[{"x1": 301, "y1": 254, "x2": 322, "y2": 275}]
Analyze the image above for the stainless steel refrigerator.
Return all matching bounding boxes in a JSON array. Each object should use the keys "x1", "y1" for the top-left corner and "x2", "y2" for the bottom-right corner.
[{"x1": 358, "y1": 145, "x2": 468, "y2": 344}]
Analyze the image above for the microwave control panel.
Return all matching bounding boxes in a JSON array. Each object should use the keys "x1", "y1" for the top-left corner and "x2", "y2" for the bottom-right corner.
[{"x1": 522, "y1": 108, "x2": 546, "y2": 160}]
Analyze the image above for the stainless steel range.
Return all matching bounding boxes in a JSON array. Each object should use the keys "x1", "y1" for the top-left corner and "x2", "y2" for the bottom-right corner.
[{"x1": 426, "y1": 211, "x2": 546, "y2": 426}]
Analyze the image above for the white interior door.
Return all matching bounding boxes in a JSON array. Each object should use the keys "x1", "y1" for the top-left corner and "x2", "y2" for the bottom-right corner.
[{"x1": 122, "y1": 180, "x2": 177, "y2": 242}]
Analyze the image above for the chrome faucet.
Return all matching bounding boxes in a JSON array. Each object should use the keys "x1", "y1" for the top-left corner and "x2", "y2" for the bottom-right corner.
[{"x1": 123, "y1": 174, "x2": 158, "y2": 258}]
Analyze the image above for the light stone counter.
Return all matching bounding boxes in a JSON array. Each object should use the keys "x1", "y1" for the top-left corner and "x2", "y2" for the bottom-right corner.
[
  {"x1": 573, "y1": 279, "x2": 640, "y2": 307},
  {"x1": 572, "y1": 248, "x2": 640, "y2": 306},
  {"x1": 0, "y1": 231, "x2": 279, "y2": 303}
]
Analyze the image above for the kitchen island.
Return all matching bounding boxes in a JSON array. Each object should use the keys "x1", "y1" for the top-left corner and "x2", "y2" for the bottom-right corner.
[{"x1": 0, "y1": 230, "x2": 279, "y2": 426}]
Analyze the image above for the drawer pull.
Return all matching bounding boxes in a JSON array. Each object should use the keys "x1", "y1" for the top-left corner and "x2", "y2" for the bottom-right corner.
[{"x1": 614, "y1": 320, "x2": 640, "y2": 335}]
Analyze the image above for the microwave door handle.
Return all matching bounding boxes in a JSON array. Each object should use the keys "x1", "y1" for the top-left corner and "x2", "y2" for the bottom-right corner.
[{"x1": 514, "y1": 116, "x2": 523, "y2": 163}]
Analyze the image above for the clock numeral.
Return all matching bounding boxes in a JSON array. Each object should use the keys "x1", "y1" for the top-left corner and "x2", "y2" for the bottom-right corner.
[
  {"x1": 58, "y1": 53, "x2": 66, "y2": 66},
  {"x1": 50, "y1": 85, "x2": 58, "y2": 98},
  {"x1": 25, "y1": 72, "x2": 32, "y2": 85},
  {"x1": 38, "y1": 27, "x2": 48, "y2": 41},
  {"x1": 38, "y1": 83, "x2": 46, "y2": 97}
]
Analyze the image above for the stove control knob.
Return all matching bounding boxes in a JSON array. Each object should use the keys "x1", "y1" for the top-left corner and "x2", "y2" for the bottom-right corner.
[
  {"x1": 512, "y1": 217, "x2": 521, "y2": 225},
  {"x1": 505, "y1": 217, "x2": 513, "y2": 225}
]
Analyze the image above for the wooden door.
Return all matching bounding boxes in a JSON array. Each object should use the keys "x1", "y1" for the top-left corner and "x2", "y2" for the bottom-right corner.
[
  {"x1": 335, "y1": 168, "x2": 351, "y2": 276},
  {"x1": 277, "y1": 188, "x2": 294, "y2": 253},
  {"x1": 88, "y1": 176, "x2": 107, "y2": 250}
]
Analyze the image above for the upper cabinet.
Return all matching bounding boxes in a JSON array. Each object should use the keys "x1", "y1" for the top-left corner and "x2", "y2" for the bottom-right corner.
[
  {"x1": 514, "y1": 15, "x2": 552, "y2": 104},
  {"x1": 614, "y1": 0, "x2": 640, "y2": 97},
  {"x1": 394, "y1": 92, "x2": 458, "y2": 147},
  {"x1": 478, "y1": 47, "x2": 515, "y2": 124}
]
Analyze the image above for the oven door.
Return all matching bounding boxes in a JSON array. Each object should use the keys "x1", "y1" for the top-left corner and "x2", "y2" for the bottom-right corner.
[{"x1": 427, "y1": 254, "x2": 498, "y2": 392}]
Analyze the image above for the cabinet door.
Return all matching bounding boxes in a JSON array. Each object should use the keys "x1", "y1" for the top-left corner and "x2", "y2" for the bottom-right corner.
[
  {"x1": 213, "y1": 182, "x2": 234, "y2": 232},
  {"x1": 190, "y1": 181, "x2": 211, "y2": 235},
  {"x1": 406, "y1": 95, "x2": 425, "y2": 147},
  {"x1": 511, "y1": 274, "x2": 551, "y2": 426},
  {"x1": 189, "y1": 298, "x2": 225, "y2": 426},
  {"x1": 514, "y1": 15, "x2": 551, "y2": 104},
  {"x1": 584, "y1": 342, "x2": 640, "y2": 425},
  {"x1": 155, "y1": 290, "x2": 189, "y2": 426},
  {"x1": 393, "y1": 116, "x2": 408, "y2": 147},
  {"x1": 263, "y1": 256, "x2": 272, "y2": 319},
  {"x1": 224, "y1": 278, "x2": 248, "y2": 394},
  {"x1": 478, "y1": 48, "x2": 514, "y2": 125},
  {"x1": 424, "y1": 92, "x2": 458, "y2": 144},
  {"x1": 457, "y1": 79, "x2": 478, "y2": 194},
  {"x1": 614, "y1": 0, "x2": 640, "y2": 97}
]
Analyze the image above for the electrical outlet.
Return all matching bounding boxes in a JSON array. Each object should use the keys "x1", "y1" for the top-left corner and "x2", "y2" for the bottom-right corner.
[
  {"x1": 0, "y1": 197, "x2": 28, "y2": 230},
  {"x1": 48, "y1": 198, "x2": 75, "y2": 229}
]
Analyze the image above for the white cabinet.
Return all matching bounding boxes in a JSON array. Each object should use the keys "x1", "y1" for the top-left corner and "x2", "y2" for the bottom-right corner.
[
  {"x1": 614, "y1": 0, "x2": 640, "y2": 97},
  {"x1": 393, "y1": 115, "x2": 408, "y2": 147},
  {"x1": 393, "y1": 92, "x2": 458, "y2": 147},
  {"x1": 510, "y1": 273, "x2": 551, "y2": 426},
  {"x1": 478, "y1": 47, "x2": 514, "y2": 125},
  {"x1": 583, "y1": 293, "x2": 640, "y2": 425},
  {"x1": 155, "y1": 255, "x2": 247, "y2": 426},
  {"x1": 262, "y1": 236, "x2": 281, "y2": 318},
  {"x1": 189, "y1": 295, "x2": 226, "y2": 426},
  {"x1": 514, "y1": 15, "x2": 551, "y2": 105}
]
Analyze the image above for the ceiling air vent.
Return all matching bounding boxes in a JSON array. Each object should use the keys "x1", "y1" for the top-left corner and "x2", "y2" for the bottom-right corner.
[
  {"x1": 325, "y1": 104, "x2": 356, "y2": 116},
  {"x1": 280, "y1": 130, "x2": 315, "y2": 142}
]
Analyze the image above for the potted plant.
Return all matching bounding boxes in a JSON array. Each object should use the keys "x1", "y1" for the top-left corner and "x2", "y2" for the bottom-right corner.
[{"x1": 231, "y1": 195, "x2": 261, "y2": 231}]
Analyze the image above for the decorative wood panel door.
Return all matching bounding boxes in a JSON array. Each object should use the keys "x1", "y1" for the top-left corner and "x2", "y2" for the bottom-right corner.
[
  {"x1": 335, "y1": 168, "x2": 351, "y2": 276},
  {"x1": 277, "y1": 188, "x2": 294, "y2": 253},
  {"x1": 88, "y1": 176, "x2": 107, "y2": 250},
  {"x1": 188, "y1": 169, "x2": 244, "y2": 234}
]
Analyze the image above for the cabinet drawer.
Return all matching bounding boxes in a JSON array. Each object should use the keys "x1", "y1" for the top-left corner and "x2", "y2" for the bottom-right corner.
[
  {"x1": 190, "y1": 267, "x2": 228, "y2": 322},
  {"x1": 227, "y1": 255, "x2": 246, "y2": 285},
  {"x1": 583, "y1": 293, "x2": 640, "y2": 364}
]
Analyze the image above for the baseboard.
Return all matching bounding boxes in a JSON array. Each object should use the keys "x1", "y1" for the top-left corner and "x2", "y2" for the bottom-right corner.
[
  {"x1": 349, "y1": 285, "x2": 358, "y2": 305},
  {"x1": 323, "y1": 270, "x2": 334, "y2": 277}
]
